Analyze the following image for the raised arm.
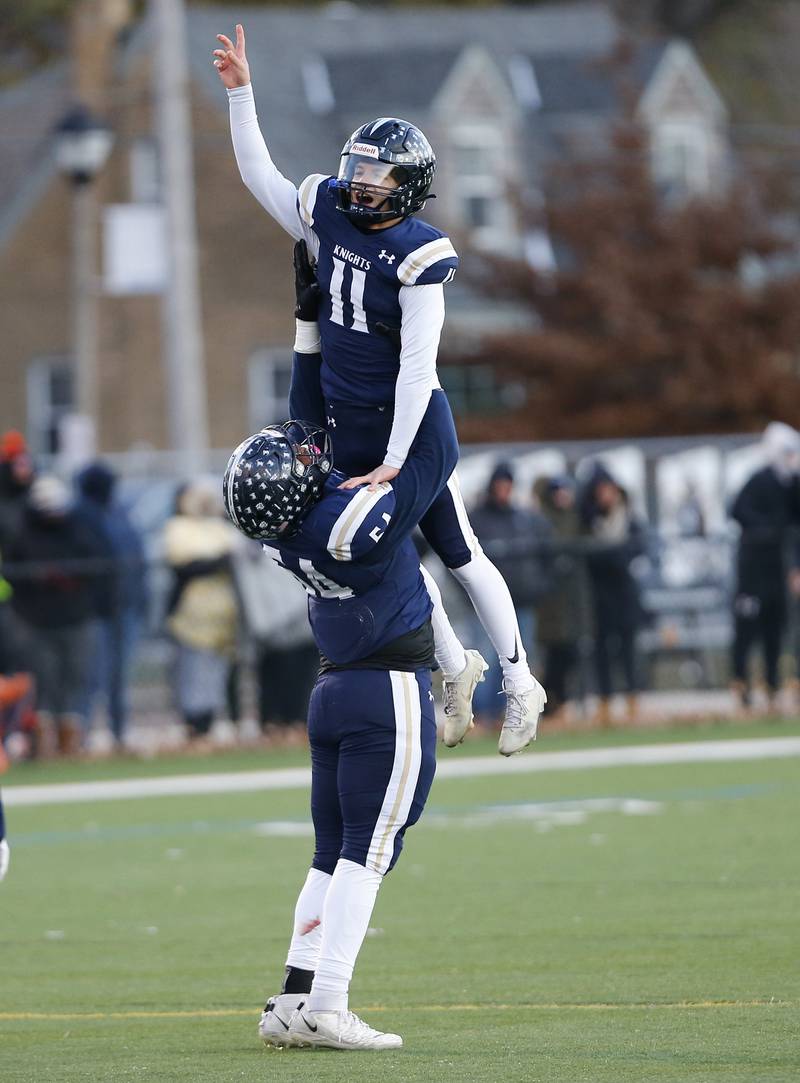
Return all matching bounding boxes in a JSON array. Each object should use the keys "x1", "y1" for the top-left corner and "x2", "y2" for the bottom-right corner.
[{"x1": 213, "y1": 24, "x2": 318, "y2": 249}]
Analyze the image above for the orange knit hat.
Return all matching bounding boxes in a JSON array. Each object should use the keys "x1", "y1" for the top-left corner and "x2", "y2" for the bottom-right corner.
[{"x1": 0, "y1": 431, "x2": 27, "y2": 462}]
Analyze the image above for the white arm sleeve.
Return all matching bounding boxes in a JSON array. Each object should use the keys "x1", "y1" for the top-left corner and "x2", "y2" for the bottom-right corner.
[
  {"x1": 383, "y1": 284, "x2": 445, "y2": 469},
  {"x1": 227, "y1": 85, "x2": 319, "y2": 255}
]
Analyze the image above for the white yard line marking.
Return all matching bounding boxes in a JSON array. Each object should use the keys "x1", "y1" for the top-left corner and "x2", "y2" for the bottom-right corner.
[
  {"x1": 252, "y1": 798, "x2": 663, "y2": 838},
  {"x1": 4, "y1": 737, "x2": 800, "y2": 808}
]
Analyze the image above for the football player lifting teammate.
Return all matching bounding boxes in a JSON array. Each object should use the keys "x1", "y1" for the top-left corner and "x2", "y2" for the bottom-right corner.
[{"x1": 224, "y1": 417, "x2": 449, "y2": 1050}]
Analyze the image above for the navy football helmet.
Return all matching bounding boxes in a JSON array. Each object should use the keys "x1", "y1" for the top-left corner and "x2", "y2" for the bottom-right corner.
[
  {"x1": 223, "y1": 420, "x2": 332, "y2": 541},
  {"x1": 333, "y1": 118, "x2": 436, "y2": 225}
]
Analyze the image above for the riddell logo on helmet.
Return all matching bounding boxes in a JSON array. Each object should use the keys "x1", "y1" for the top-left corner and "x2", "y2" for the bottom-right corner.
[{"x1": 350, "y1": 142, "x2": 380, "y2": 159}]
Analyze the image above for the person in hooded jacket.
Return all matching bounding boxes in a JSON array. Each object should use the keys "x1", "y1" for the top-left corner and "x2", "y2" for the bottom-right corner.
[
  {"x1": 75, "y1": 462, "x2": 148, "y2": 749},
  {"x1": 0, "y1": 432, "x2": 34, "y2": 552},
  {"x1": 234, "y1": 541, "x2": 319, "y2": 739},
  {"x1": 579, "y1": 463, "x2": 647, "y2": 727},
  {"x1": 534, "y1": 475, "x2": 592, "y2": 721},
  {"x1": 467, "y1": 462, "x2": 551, "y2": 724},
  {"x1": 0, "y1": 431, "x2": 35, "y2": 676},
  {"x1": 4, "y1": 475, "x2": 106, "y2": 754},
  {"x1": 730, "y1": 422, "x2": 800, "y2": 711},
  {"x1": 163, "y1": 480, "x2": 240, "y2": 742}
]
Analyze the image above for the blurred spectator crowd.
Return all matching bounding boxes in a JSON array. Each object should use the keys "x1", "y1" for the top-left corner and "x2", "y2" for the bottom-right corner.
[{"x1": 3, "y1": 420, "x2": 800, "y2": 761}]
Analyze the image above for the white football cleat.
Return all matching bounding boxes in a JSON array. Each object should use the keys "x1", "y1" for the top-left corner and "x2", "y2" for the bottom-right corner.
[
  {"x1": 288, "y1": 1007, "x2": 403, "y2": 1050},
  {"x1": 258, "y1": 993, "x2": 306, "y2": 1047},
  {"x1": 442, "y1": 650, "x2": 488, "y2": 747},
  {"x1": 498, "y1": 676, "x2": 547, "y2": 756},
  {"x1": 0, "y1": 838, "x2": 9, "y2": 883}
]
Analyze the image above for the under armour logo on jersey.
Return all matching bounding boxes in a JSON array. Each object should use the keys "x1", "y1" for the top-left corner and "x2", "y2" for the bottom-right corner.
[
  {"x1": 326, "y1": 416, "x2": 337, "y2": 429},
  {"x1": 378, "y1": 249, "x2": 396, "y2": 265},
  {"x1": 428, "y1": 691, "x2": 435, "y2": 703}
]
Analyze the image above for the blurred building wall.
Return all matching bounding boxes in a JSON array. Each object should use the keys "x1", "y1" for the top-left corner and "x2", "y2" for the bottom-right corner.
[{"x1": 0, "y1": 29, "x2": 297, "y2": 455}]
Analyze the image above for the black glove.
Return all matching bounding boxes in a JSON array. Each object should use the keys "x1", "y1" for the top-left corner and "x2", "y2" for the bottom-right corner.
[{"x1": 293, "y1": 240, "x2": 321, "y2": 321}]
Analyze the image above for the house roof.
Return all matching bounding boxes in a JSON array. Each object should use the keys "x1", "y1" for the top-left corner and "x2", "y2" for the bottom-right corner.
[
  {"x1": 324, "y1": 46, "x2": 464, "y2": 119},
  {"x1": 185, "y1": 2, "x2": 619, "y2": 184},
  {"x1": 528, "y1": 42, "x2": 668, "y2": 115}
]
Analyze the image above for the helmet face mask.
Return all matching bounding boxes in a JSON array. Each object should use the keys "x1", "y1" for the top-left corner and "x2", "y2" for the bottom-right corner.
[
  {"x1": 336, "y1": 156, "x2": 411, "y2": 220},
  {"x1": 334, "y1": 119, "x2": 435, "y2": 225},
  {"x1": 223, "y1": 421, "x2": 332, "y2": 541}
]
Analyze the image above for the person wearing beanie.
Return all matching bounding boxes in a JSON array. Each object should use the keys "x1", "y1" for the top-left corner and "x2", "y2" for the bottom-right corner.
[
  {"x1": 535, "y1": 475, "x2": 592, "y2": 722},
  {"x1": 730, "y1": 422, "x2": 800, "y2": 712},
  {"x1": 468, "y1": 462, "x2": 552, "y2": 725},
  {"x1": 163, "y1": 480, "x2": 240, "y2": 744},
  {"x1": 579, "y1": 463, "x2": 647, "y2": 727},
  {"x1": 3, "y1": 474, "x2": 106, "y2": 755},
  {"x1": 0, "y1": 431, "x2": 34, "y2": 552},
  {"x1": 0, "y1": 432, "x2": 35, "y2": 676},
  {"x1": 75, "y1": 462, "x2": 148, "y2": 750}
]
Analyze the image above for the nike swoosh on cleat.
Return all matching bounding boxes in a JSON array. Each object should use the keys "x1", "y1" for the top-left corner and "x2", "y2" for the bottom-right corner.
[
  {"x1": 506, "y1": 643, "x2": 519, "y2": 665},
  {"x1": 273, "y1": 1014, "x2": 289, "y2": 1031},
  {"x1": 301, "y1": 1014, "x2": 317, "y2": 1033}
]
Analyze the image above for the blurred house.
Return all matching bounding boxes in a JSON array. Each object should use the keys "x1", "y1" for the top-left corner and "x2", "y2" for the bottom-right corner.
[{"x1": 0, "y1": 1, "x2": 729, "y2": 456}]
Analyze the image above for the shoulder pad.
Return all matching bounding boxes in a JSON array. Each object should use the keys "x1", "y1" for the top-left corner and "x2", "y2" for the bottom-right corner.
[
  {"x1": 326, "y1": 483, "x2": 395, "y2": 562},
  {"x1": 397, "y1": 237, "x2": 458, "y2": 286},
  {"x1": 297, "y1": 173, "x2": 331, "y2": 228}
]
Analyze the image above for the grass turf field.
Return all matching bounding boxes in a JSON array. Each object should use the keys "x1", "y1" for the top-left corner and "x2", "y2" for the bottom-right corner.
[{"x1": 1, "y1": 722, "x2": 799, "y2": 1082}]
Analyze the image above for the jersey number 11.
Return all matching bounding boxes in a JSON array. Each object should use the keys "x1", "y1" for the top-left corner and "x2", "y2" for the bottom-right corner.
[{"x1": 329, "y1": 257, "x2": 368, "y2": 334}]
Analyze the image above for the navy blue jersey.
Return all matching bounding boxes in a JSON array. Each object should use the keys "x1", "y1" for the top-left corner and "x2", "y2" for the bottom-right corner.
[
  {"x1": 297, "y1": 175, "x2": 458, "y2": 406},
  {"x1": 264, "y1": 472, "x2": 432, "y2": 666}
]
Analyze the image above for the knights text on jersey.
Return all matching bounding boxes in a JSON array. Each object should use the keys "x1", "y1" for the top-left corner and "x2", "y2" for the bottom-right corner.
[
  {"x1": 296, "y1": 175, "x2": 458, "y2": 406},
  {"x1": 263, "y1": 477, "x2": 432, "y2": 666}
]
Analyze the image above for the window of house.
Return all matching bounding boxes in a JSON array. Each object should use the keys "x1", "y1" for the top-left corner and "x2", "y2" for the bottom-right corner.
[
  {"x1": 454, "y1": 143, "x2": 493, "y2": 179},
  {"x1": 247, "y1": 348, "x2": 294, "y2": 432},
  {"x1": 651, "y1": 121, "x2": 710, "y2": 199},
  {"x1": 465, "y1": 195, "x2": 490, "y2": 229},
  {"x1": 26, "y1": 356, "x2": 74, "y2": 454},
  {"x1": 449, "y1": 125, "x2": 513, "y2": 246}
]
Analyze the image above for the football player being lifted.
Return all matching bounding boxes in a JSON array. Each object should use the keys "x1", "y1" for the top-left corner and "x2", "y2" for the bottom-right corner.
[
  {"x1": 214, "y1": 24, "x2": 546, "y2": 754},
  {"x1": 223, "y1": 414, "x2": 456, "y2": 1050}
]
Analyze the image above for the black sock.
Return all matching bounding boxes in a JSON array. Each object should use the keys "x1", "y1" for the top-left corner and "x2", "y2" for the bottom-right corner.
[{"x1": 281, "y1": 966, "x2": 315, "y2": 995}]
